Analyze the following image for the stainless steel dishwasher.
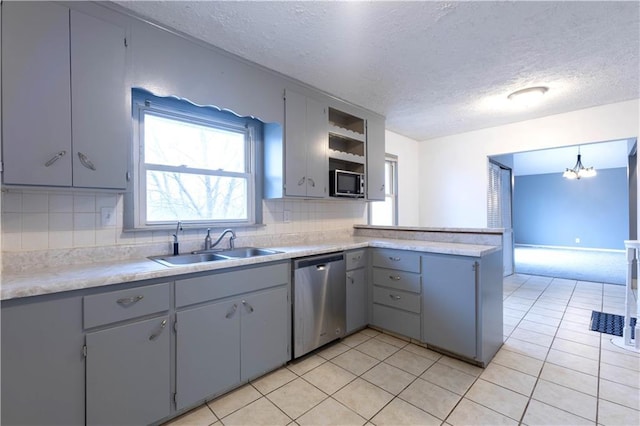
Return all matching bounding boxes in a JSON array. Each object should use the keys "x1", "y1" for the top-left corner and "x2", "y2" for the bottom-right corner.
[{"x1": 293, "y1": 252, "x2": 346, "y2": 358}]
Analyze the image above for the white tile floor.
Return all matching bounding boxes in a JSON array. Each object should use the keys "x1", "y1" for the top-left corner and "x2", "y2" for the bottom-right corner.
[{"x1": 165, "y1": 274, "x2": 640, "y2": 426}]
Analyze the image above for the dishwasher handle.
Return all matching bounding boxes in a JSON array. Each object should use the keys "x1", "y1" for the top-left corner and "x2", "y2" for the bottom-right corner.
[{"x1": 294, "y1": 253, "x2": 344, "y2": 269}]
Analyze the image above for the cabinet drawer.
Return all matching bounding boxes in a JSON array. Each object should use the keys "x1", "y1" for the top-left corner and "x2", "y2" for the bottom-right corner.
[
  {"x1": 176, "y1": 262, "x2": 289, "y2": 308},
  {"x1": 372, "y1": 249, "x2": 421, "y2": 273},
  {"x1": 371, "y1": 304, "x2": 421, "y2": 340},
  {"x1": 373, "y1": 286, "x2": 421, "y2": 314},
  {"x1": 372, "y1": 268, "x2": 421, "y2": 293},
  {"x1": 346, "y1": 250, "x2": 366, "y2": 270},
  {"x1": 83, "y1": 282, "x2": 170, "y2": 329}
]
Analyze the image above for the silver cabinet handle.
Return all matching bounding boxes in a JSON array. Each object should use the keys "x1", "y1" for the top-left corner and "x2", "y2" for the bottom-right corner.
[
  {"x1": 389, "y1": 256, "x2": 401, "y2": 261},
  {"x1": 226, "y1": 303, "x2": 238, "y2": 319},
  {"x1": 117, "y1": 295, "x2": 144, "y2": 306},
  {"x1": 307, "y1": 177, "x2": 316, "y2": 187},
  {"x1": 347, "y1": 274, "x2": 355, "y2": 284},
  {"x1": 44, "y1": 150, "x2": 67, "y2": 167},
  {"x1": 298, "y1": 176, "x2": 306, "y2": 186},
  {"x1": 77, "y1": 152, "x2": 96, "y2": 171},
  {"x1": 380, "y1": 184, "x2": 385, "y2": 191},
  {"x1": 149, "y1": 319, "x2": 167, "y2": 341},
  {"x1": 389, "y1": 294, "x2": 401, "y2": 300},
  {"x1": 389, "y1": 275, "x2": 401, "y2": 281},
  {"x1": 352, "y1": 255, "x2": 361, "y2": 261},
  {"x1": 242, "y1": 300, "x2": 254, "y2": 313}
]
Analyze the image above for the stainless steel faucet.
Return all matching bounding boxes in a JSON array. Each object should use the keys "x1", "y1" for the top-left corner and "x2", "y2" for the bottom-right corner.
[{"x1": 212, "y1": 228, "x2": 236, "y2": 250}]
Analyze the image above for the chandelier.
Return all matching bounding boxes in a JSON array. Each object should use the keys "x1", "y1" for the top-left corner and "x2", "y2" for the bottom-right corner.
[{"x1": 563, "y1": 147, "x2": 596, "y2": 180}]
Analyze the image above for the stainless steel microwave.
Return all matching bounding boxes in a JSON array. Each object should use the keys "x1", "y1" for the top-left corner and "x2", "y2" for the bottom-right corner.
[{"x1": 330, "y1": 169, "x2": 365, "y2": 198}]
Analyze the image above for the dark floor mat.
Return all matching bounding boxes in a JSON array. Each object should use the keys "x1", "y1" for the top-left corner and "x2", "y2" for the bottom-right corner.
[{"x1": 590, "y1": 311, "x2": 636, "y2": 339}]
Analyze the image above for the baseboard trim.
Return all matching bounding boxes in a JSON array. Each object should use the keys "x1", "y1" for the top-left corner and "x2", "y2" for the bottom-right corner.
[{"x1": 515, "y1": 244, "x2": 625, "y2": 254}]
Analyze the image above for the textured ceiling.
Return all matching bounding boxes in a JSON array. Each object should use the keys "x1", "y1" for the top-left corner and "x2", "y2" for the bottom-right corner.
[{"x1": 113, "y1": 1, "x2": 640, "y2": 141}]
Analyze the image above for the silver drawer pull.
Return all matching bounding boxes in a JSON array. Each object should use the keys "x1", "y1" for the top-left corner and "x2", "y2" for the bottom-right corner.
[
  {"x1": 298, "y1": 176, "x2": 306, "y2": 186},
  {"x1": 307, "y1": 177, "x2": 316, "y2": 187},
  {"x1": 77, "y1": 152, "x2": 96, "y2": 171},
  {"x1": 226, "y1": 304, "x2": 238, "y2": 319},
  {"x1": 352, "y1": 255, "x2": 361, "y2": 261},
  {"x1": 44, "y1": 150, "x2": 67, "y2": 167},
  {"x1": 389, "y1": 294, "x2": 401, "y2": 300},
  {"x1": 242, "y1": 300, "x2": 254, "y2": 313},
  {"x1": 149, "y1": 319, "x2": 167, "y2": 341},
  {"x1": 389, "y1": 256, "x2": 401, "y2": 261},
  {"x1": 117, "y1": 295, "x2": 144, "y2": 306},
  {"x1": 389, "y1": 275, "x2": 401, "y2": 281},
  {"x1": 347, "y1": 274, "x2": 355, "y2": 283}
]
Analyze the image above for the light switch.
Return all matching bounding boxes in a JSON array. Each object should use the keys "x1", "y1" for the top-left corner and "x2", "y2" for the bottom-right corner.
[{"x1": 101, "y1": 207, "x2": 116, "y2": 227}]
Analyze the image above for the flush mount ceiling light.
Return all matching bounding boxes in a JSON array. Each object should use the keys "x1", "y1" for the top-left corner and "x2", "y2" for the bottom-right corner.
[
  {"x1": 563, "y1": 147, "x2": 597, "y2": 180},
  {"x1": 507, "y1": 86, "x2": 549, "y2": 106}
]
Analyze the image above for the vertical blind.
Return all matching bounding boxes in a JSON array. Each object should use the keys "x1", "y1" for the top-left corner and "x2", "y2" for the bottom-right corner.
[{"x1": 488, "y1": 161, "x2": 512, "y2": 229}]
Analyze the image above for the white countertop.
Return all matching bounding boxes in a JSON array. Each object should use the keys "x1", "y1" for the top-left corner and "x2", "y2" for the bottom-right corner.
[{"x1": 1, "y1": 237, "x2": 500, "y2": 301}]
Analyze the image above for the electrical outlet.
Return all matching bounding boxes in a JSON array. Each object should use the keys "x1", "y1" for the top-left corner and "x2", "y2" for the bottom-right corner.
[
  {"x1": 575, "y1": 237, "x2": 581, "y2": 244},
  {"x1": 283, "y1": 210, "x2": 292, "y2": 223},
  {"x1": 101, "y1": 207, "x2": 116, "y2": 227}
]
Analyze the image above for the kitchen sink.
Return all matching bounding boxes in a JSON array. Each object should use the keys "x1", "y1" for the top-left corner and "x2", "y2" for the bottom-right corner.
[
  {"x1": 149, "y1": 247, "x2": 281, "y2": 266},
  {"x1": 149, "y1": 252, "x2": 227, "y2": 267},
  {"x1": 218, "y1": 247, "x2": 282, "y2": 258}
]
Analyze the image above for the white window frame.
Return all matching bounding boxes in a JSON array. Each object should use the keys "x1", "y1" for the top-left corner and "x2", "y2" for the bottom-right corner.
[
  {"x1": 128, "y1": 90, "x2": 259, "y2": 229},
  {"x1": 369, "y1": 154, "x2": 398, "y2": 226}
]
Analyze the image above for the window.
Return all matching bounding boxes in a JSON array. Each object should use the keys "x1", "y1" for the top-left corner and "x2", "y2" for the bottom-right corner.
[
  {"x1": 129, "y1": 89, "x2": 261, "y2": 228},
  {"x1": 369, "y1": 155, "x2": 398, "y2": 226}
]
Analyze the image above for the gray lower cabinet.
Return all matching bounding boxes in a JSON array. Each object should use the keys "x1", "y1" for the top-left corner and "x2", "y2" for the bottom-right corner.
[
  {"x1": 1, "y1": 295, "x2": 85, "y2": 426},
  {"x1": 176, "y1": 299, "x2": 240, "y2": 411},
  {"x1": 422, "y1": 250, "x2": 503, "y2": 366},
  {"x1": 422, "y1": 254, "x2": 477, "y2": 359},
  {"x1": 175, "y1": 262, "x2": 290, "y2": 411},
  {"x1": 346, "y1": 268, "x2": 367, "y2": 333},
  {"x1": 86, "y1": 316, "x2": 171, "y2": 426}
]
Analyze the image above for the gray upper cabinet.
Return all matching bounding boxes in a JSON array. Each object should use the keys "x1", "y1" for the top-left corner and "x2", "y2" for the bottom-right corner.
[
  {"x1": 284, "y1": 89, "x2": 328, "y2": 198},
  {"x1": 70, "y1": 10, "x2": 127, "y2": 189},
  {"x1": 2, "y1": 1, "x2": 72, "y2": 186},
  {"x1": 1, "y1": 2, "x2": 127, "y2": 189},
  {"x1": 86, "y1": 315, "x2": 171, "y2": 426},
  {"x1": 365, "y1": 116, "x2": 386, "y2": 201}
]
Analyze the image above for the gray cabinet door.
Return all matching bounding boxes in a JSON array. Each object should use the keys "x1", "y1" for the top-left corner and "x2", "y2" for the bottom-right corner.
[
  {"x1": 365, "y1": 116, "x2": 386, "y2": 201},
  {"x1": 305, "y1": 95, "x2": 328, "y2": 198},
  {"x1": 70, "y1": 10, "x2": 127, "y2": 189},
  {"x1": 86, "y1": 316, "x2": 171, "y2": 426},
  {"x1": 1, "y1": 296, "x2": 84, "y2": 426},
  {"x1": 284, "y1": 89, "x2": 309, "y2": 197},
  {"x1": 422, "y1": 254, "x2": 477, "y2": 359},
  {"x1": 284, "y1": 89, "x2": 327, "y2": 198},
  {"x1": 176, "y1": 299, "x2": 241, "y2": 410},
  {"x1": 240, "y1": 286, "x2": 289, "y2": 381},
  {"x1": 2, "y1": 1, "x2": 72, "y2": 186},
  {"x1": 346, "y1": 268, "x2": 367, "y2": 333}
]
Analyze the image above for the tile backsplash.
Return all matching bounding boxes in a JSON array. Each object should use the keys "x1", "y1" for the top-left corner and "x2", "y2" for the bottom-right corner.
[{"x1": 1, "y1": 188, "x2": 367, "y2": 254}]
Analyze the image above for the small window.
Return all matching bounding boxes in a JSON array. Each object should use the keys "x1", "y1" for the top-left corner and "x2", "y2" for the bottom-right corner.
[
  {"x1": 129, "y1": 89, "x2": 261, "y2": 228},
  {"x1": 369, "y1": 155, "x2": 398, "y2": 226}
]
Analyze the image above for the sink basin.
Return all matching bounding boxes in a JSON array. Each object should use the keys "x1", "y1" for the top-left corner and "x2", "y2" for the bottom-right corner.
[
  {"x1": 150, "y1": 252, "x2": 227, "y2": 267},
  {"x1": 149, "y1": 247, "x2": 281, "y2": 266},
  {"x1": 218, "y1": 247, "x2": 282, "y2": 258}
]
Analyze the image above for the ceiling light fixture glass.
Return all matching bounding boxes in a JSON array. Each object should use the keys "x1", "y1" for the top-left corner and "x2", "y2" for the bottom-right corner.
[
  {"x1": 507, "y1": 86, "x2": 549, "y2": 106},
  {"x1": 563, "y1": 147, "x2": 597, "y2": 180}
]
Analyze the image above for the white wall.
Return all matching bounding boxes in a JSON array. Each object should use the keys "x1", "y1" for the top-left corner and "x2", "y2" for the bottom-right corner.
[
  {"x1": 418, "y1": 99, "x2": 640, "y2": 228},
  {"x1": 385, "y1": 130, "x2": 421, "y2": 226}
]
